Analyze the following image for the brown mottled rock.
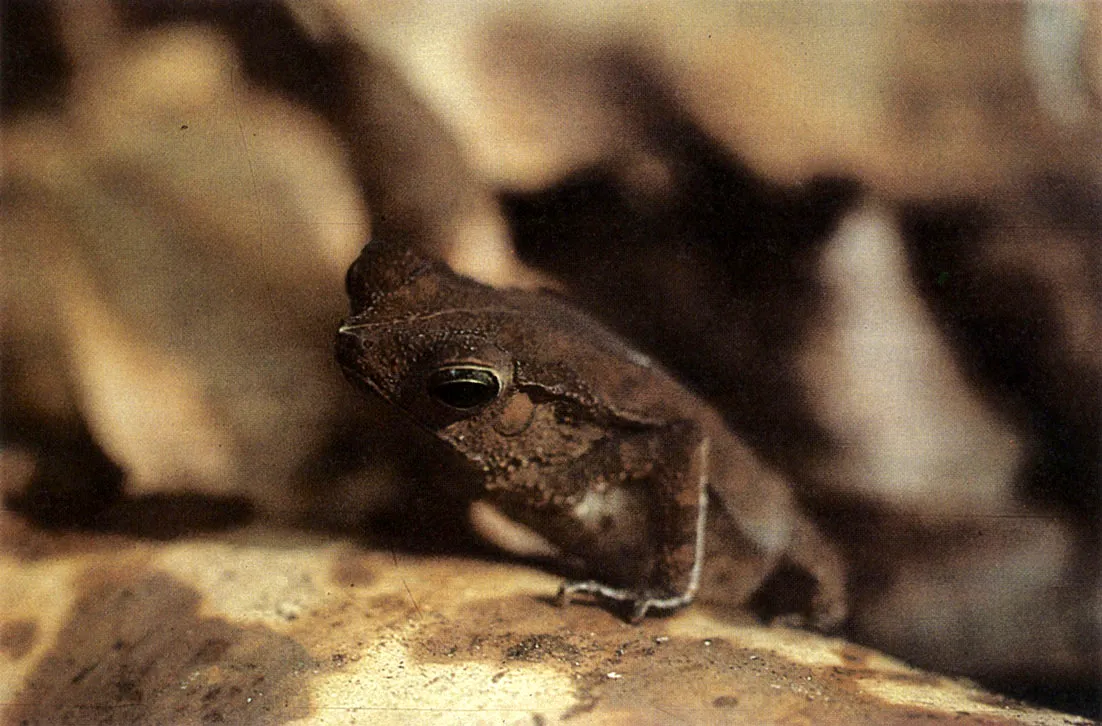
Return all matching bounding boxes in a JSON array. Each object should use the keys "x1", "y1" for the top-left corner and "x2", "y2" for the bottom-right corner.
[{"x1": 0, "y1": 512, "x2": 1088, "y2": 726}]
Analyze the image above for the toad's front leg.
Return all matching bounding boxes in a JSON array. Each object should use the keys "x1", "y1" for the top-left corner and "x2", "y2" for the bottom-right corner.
[
  {"x1": 557, "y1": 421, "x2": 709, "y2": 622},
  {"x1": 705, "y1": 429, "x2": 849, "y2": 630}
]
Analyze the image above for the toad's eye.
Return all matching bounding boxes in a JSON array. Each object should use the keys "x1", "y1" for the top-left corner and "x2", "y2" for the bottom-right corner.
[{"x1": 427, "y1": 366, "x2": 501, "y2": 409}]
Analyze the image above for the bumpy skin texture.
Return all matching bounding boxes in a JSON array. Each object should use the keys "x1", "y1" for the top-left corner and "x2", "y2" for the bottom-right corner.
[{"x1": 337, "y1": 239, "x2": 846, "y2": 626}]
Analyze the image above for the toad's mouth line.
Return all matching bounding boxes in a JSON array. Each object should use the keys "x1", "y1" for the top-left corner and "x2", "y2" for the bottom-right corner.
[
  {"x1": 338, "y1": 306, "x2": 503, "y2": 333},
  {"x1": 338, "y1": 305, "x2": 556, "y2": 334},
  {"x1": 338, "y1": 309, "x2": 466, "y2": 332}
]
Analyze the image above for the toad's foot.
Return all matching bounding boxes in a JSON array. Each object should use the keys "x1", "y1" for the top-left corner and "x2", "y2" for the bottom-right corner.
[{"x1": 556, "y1": 580, "x2": 696, "y2": 623}]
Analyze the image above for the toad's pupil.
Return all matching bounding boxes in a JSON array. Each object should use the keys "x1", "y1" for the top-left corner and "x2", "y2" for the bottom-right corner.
[{"x1": 427, "y1": 366, "x2": 501, "y2": 409}]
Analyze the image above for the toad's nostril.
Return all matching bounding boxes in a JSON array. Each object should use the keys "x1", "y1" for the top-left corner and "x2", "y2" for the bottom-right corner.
[
  {"x1": 336, "y1": 321, "x2": 361, "y2": 336},
  {"x1": 334, "y1": 324, "x2": 367, "y2": 366}
]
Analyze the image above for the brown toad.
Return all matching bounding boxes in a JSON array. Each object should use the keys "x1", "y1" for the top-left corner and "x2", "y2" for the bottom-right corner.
[{"x1": 337, "y1": 239, "x2": 845, "y2": 625}]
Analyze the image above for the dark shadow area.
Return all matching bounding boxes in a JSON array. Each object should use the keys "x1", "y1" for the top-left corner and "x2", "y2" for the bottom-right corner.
[
  {"x1": 2, "y1": 406, "x2": 126, "y2": 529},
  {"x1": 989, "y1": 681, "x2": 1101, "y2": 722},
  {"x1": 6, "y1": 571, "x2": 314, "y2": 725},
  {"x1": 0, "y1": 0, "x2": 71, "y2": 115},
  {"x1": 86, "y1": 493, "x2": 255, "y2": 540},
  {"x1": 746, "y1": 563, "x2": 822, "y2": 626},
  {"x1": 354, "y1": 488, "x2": 488, "y2": 558},
  {"x1": 292, "y1": 396, "x2": 493, "y2": 557},
  {"x1": 900, "y1": 195, "x2": 1101, "y2": 520},
  {"x1": 6, "y1": 490, "x2": 255, "y2": 541},
  {"x1": 809, "y1": 491, "x2": 1101, "y2": 720},
  {"x1": 502, "y1": 51, "x2": 861, "y2": 486},
  {"x1": 2, "y1": 400, "x2": 254, "y2": 539}
]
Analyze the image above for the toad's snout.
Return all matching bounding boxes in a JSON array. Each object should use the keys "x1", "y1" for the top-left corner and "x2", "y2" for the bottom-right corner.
[{"x1": 335, "y1": 321, "x2": 369, "y2": 372}]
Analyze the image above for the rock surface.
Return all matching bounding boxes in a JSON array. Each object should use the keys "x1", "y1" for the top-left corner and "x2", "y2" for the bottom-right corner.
[{"x1": 0, "y1": 512, "x2": 1089, "y2": 726}]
